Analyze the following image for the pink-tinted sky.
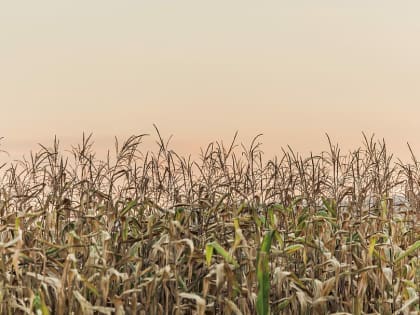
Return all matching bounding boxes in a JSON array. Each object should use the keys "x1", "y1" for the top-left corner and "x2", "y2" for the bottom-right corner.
[{"x1": 1, "y1": 1, "x2": 419, "y2": 160}]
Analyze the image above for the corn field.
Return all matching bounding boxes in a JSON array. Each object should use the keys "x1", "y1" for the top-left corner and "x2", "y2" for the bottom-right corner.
[{"x1": 0, "y1": 132, "x2": 419, "y2": 314}]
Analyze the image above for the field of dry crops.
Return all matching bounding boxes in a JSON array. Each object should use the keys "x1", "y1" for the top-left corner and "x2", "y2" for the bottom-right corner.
[{"x1": 0, "y1": 132, "x2": 419, "y2": 314}]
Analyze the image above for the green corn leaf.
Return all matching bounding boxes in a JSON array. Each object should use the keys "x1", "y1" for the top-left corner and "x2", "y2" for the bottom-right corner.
[
  {"x1": 394, "y1": 240, "x2": 420, "y2": 263},
  {"x1": 205, "y1": 244, "x2": 214, "y2": 267},
  {"x1": 268, "y1": 207, "x2": 275, "y2": 228},
  {"x1": 277, "y1": 298, "x2": 290, "y2": 310},
  {"x1": 210, "y1": 241, "x2": 239, "y2": 268},
  {"x1": 205, "y1": 242, "x2": 239, "y2": 268},
  {"x1": 274, "y1": 231, "x2": 284, "y2": 249},
  {"x1": 120, "y1": 200, "x2": 137, "y2": 217},
  {"x1": 256, "y1": 230, "x2": 275, "y2": 315},
  {"x1": 368, "y1": 236, "x2": 377, "y2": 258},
  {"x1": 284, "y1": 244, "x2": 304, "y2": 255},
  {"x1": 322, "y1": 197, "x2": 337, "y2": 218},
  {"x1": 122, "y1": 220, "x2": 128, "y2": 241},
  {"x1": 33, "y1": 291, "x2": 50, "y2": 315}
]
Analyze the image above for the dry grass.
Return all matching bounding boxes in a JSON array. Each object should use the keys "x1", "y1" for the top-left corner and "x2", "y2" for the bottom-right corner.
[{"x1": 0, "y1": 132, "x2": 419, "y2": 314}]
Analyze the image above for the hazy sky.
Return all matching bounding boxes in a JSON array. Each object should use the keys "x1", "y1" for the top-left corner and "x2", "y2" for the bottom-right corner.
[{"x1": 1, "y1": 1, "x2": 419, "y2": 160}]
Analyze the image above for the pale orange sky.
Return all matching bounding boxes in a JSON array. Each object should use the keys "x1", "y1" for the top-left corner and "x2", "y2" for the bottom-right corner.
[{"x1": 1, "y1": 1, "x2": 419, "y2": 160}]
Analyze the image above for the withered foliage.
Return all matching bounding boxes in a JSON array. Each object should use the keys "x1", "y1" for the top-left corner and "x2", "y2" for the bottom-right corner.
[{"x1": 0, "y1": 132, "x2": 418, "y2": 314}]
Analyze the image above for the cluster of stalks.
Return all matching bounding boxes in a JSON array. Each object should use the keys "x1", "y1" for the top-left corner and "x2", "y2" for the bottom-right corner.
[{"x1": 0, "y1": 131, "x2": 418, "y2": 314}]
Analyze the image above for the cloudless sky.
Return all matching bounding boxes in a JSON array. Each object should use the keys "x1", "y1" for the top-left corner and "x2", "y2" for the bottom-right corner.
[{"x1": 1, "y1": 1, "x2": 419, "y2": 160}]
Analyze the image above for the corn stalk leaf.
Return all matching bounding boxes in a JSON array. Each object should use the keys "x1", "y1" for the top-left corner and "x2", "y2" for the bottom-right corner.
[
  {"x1": 394, "y1": 240, "x2": 420, "y2": 263},
  {"x1": 119, "y1": 200, "x2": 137, "y2": 217},
  {"x1": 256, "y1": 230, "x2": 275, "y2": 315},
  {"x1": 205, "y1": 241, "x2": 239, "y2": 268}
]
